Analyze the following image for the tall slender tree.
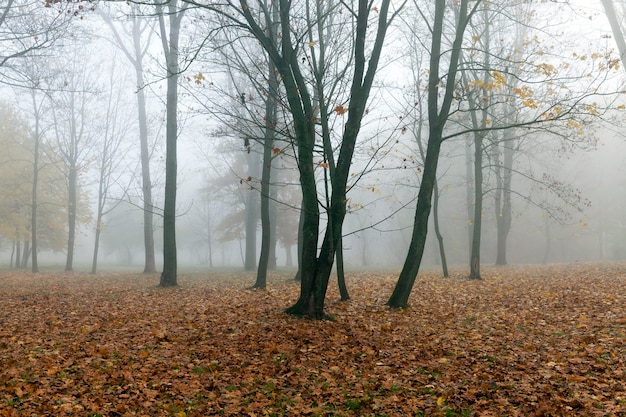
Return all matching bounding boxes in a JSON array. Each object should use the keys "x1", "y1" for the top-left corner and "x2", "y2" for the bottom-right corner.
[
  {"x1": 99, "y1": 4, "x2": 158, "y2": 274},
  {"x1": 158, "y1": 0, "x2": 188, "y2": 287},
  {"x1": 388, "y1": 0, "x2": 480, "y2": 308}
]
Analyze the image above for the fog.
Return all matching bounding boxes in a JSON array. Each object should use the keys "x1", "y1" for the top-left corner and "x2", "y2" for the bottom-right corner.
[{"x1": 1, "y1": 0, "x2": 625, "y2": 275}]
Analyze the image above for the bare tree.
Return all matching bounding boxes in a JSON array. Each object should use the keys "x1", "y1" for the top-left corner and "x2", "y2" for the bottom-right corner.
[
  {"x1": 99, "y1": 4, "x2": 158, "y2": 274},
  {"x1": 48, "y1": 54, "x2": 98, "y2": 272},
  {"x1": 158, "y1": 0, "x2": 188, "y2": 287},
  {"x1": 91, "y1": 57, "x2": 133, "y2": 274}
]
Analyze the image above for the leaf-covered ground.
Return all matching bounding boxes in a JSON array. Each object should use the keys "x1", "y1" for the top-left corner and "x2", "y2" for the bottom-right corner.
[{"x1": 1, "y1": 263, "x2": 626, "y2": 416}]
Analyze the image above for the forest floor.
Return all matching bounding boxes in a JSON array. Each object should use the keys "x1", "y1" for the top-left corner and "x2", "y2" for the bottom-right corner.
[{"x1": 1, "y1": 263, "x2": 626, "y2": 416}]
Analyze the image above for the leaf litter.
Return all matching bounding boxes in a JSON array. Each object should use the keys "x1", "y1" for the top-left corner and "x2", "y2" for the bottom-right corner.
[{"x1": 1, "y1": 263, "x2": 626, "y2": 416}]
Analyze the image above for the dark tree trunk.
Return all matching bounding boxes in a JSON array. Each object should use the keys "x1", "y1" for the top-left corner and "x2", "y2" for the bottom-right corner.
[
  {"x1": 336, "y1": 243, "x2": 349, "y2": 301},
  {"x1": 293, "y1": 204, "x2": 304, "y2": 281},
  {"x1": 433, "y1": 181, "x2": 448, "y2": 277},
  {"x1": 388, "y1": 0, "x2": 473, "y2": 308},
  {"x1": 159, "y1": 1, "x2": 185, "y2": 287},
  {"x1": 21, "y1": 241, "x2": 30, "y2": 269},
  {"x1": 466, "y1": 6, "x2": 490, "y2": 280},
  {"x1": 469, "y1": 131, "x2": 483, "y2": 280},
  {"x1": 387, "y1": 138, "x2": 442, "y2": 308},
  {"x1": 91, "y1": 225, "x2": 102, "y2": 274},
  {"x1": 254, "y1": 44, "x2": 278, "y2": 289}
]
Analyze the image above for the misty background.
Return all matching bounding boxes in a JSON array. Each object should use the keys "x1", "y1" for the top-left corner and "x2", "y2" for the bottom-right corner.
[{"x1": 1, "y1": 0, "x2": 625, "y2": 274}]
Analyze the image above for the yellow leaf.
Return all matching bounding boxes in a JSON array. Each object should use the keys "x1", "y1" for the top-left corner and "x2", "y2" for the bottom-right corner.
[
  {"x1": 437, "y1": 396, "x2": 446, "y2": 406},
  {"x1": 308, "y1": 40, "x2": 316, "y2": 47}
]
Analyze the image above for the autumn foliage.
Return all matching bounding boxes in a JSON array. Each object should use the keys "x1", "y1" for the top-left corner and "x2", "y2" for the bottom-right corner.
[{"x1": 1, "y1": 263, "x2": 626, "y2": 416}]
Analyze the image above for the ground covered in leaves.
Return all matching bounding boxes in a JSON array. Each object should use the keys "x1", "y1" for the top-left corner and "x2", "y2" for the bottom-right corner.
[{"x1": 1, "y1": 263, "x2": 626, "y2": 416}]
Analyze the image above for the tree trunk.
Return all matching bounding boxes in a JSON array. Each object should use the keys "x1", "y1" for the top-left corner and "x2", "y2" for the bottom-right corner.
[
  {"x1": 388, "y1": 0, "x2": 473, "y2": 308},
  {"x1": 206, "y1": 202, "x2": 213, "y2": 268},
  {"x1": 134, "y1": 35, "x2": 157, "y2": 274},
  {"x1": 159, "y1": 1, "x2": 185, "y2": 287},
  {"x1": 31, "y1": 93, "x2": 39, "y2": 273},
  {"x1": 91, "y1": 225, "x2": 102, "y2": 274},
  {"x1": 433, "y1": 180, "x2": 448, "y2": 277},
  {"x1": 65, "y1": 165, "x2": 77, "y2": 272},
  {"x1": 387, "y1": 138, "x2": 442, "y2": 308},
  {"x1": 15, "y1": 234, "x2": 21, "y2": 270},
  {"x1": 268, "y1": 186, "x2": 277, "y2": 270},
  {"x1": 467, "y1": 6, "x2": 491, "y2": 280},
  {"x1": 336, "y1": 242, "x2": 349, "y2": 300},
  {"x1": 285, "y1": 244, "x2": 293, "y2": 267},
  {"x1": 469, "y1": 131, "x2": 483, "y2": 279},
  {"x1": 495, "y1": 135, "x2": 513, "y2": 266},
  {"x1": 21, "y1": 241, "x2": 30, "y2": 269},
  {"x1": 465, "y1": 136, "x2": 474, "y2": 254},
  {"x1": 293, "y1": 204, "x2": 304, "y2": 281},
  {"x1": 10, "y1": 239, "x2": 15, "y2": 269},
  {"x1": 254, "y1": 57, "x2": 278, "y2": 288},
  {"x1": 244, "y1": 181, "x2": 258, "y2": 271}
]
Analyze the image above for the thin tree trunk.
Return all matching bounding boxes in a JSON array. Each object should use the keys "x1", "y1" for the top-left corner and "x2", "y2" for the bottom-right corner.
[
  {"x1": 268, "y1": 187, "x2": 277, "y2": 270},
  {"x1": 244, "y1": 182, "x2": 258, "y2": 271},
  {"x1": 134, "y1": 38, "x2": 157, "y2": 274},
  {"x1": 21, "y1": 241, "x2": 30, "y2": 269},
  {"x1": 495, "y1": 137, "x2": 513, "y2": 266},
  {"x1": 336, "y1": 244, "x2": 349, "y2": 300},
  {"x1": 469, "y1": 131, "x2": 483, "y2": 279},
  {"x1": 31, "y1": 99, "x2": 39, "y2": 273},
  {"x1": 254, "y1": 60, "x2": 278, "y2": 288},
  {"x1": 388, "y1": 0, "x2": 475, "y2": 308},
  {"x1": 285, "y1": 244, "x2": 293, "y2": 267},
  {"x1": 15, "y1": 233, "x2": 21, "y2": 270},
  {"x1": 10, "y1": 239, "x2": 15, "y2": 269},
  {"x1": 65, "y1": 166, "x2": 77, "y2": 272},
  {"x1": 433, "y1": 180, "x2": 448, "y2": 277},
  {"x1": 159, "y1": 0, "x2": 185, "y2": 287},
  {"x1": 206, "y1": 202, "x2": 213, "y2": 268}
]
